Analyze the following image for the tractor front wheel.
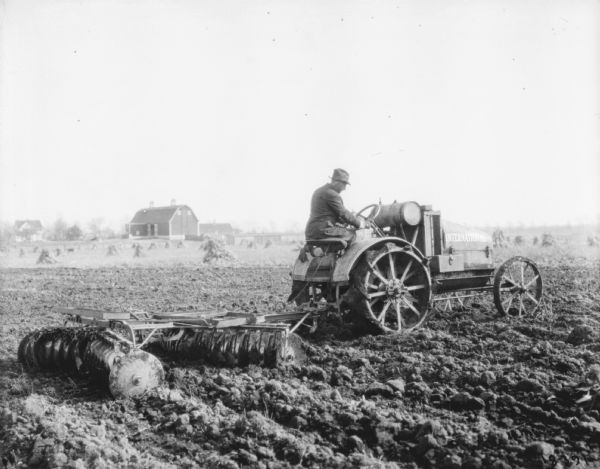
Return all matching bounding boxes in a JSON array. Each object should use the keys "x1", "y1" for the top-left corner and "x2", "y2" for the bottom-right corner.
[
  {"x1": 345, "y1": 244, "x2": 432, "y2": 334},
  {"x1": 493, "y1": 256, "x2": 543, "y2": 316}
]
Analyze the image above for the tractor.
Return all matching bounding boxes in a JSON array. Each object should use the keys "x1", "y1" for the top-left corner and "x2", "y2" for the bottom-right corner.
[{"x1": 289, "y1": 201, "x2": 543, "y2": 334}]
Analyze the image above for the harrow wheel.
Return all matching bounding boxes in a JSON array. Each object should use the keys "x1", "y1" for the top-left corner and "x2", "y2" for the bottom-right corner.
[
  {"x1": 108, "y1": 350, "x2": 165, "y2": 399},
  {"x1": 493, "y1": 256, "x2": 543, "y2": 316},
  {"x1": 348, "y1": 244, "x2": 431, "y2": 334}
]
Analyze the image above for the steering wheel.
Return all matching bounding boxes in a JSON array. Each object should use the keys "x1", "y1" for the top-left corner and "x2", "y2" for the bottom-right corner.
[{"x1": 356, "y1": 204, "x2": 382, "y2": 222}]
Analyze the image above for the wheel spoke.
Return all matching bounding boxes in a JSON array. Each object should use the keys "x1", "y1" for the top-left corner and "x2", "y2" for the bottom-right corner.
[
  {"x1": 399, "y1": 260, "x2": 413, "y2": 284},
  {"x1": 502, "y1": 275, "x2": 518, "y2": 287},
  {"x1": 368, "y1": 263, "x2": 388, "y2": 283},
  {"x1": 370, "y1": 296, "x2": 384, "y2": 306},
  {"x1": 403, "y1": 291, "x2": 418, "y2": 304},
  {"x1": 403, "y1": 271, "x2": 416, "y2": 283},
  {"x1": 524, "y1": 274, "x2": 540, "y2": 289},
  {"x1": 377, "y1": 300, "x2": 392, "y2": 322},
  {"x1": 525, "y1": 292, "x2": 539, "y2": 304},
  {"x1": 394, "y1": 300, "x2": 402, "y2": 332},
  {"x1": 367, "y1": 282, "x2": 379, "y2": 290},
  {"x1": 518, "y1": 296, "x2": 523, "y2": 316},
  {"x1": 401, "y1": 297, "x2": 421, "y2": 318},
  {"x1": 388, "y1": 253, "x2": 396, "y2": 279},
  {"x1": 368, "y1": 291, "x2": 388, "y2": 300},
  {"x1": 506, "y1": 267, "x2": 516, "y2": 285},
  {"x1": 405, "y1": 284, "x2": 426, "y2": 291},
  {"x1": 375, "y1": 264, "x2": 388, "y2": 281},
  {"x1": 503, "y1": 293, "x2": 517, "y2": 312}
]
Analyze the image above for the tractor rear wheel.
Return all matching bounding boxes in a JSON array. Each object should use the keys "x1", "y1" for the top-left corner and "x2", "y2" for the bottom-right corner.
[
  {"x1": 493, "y1": 256, "x2": 543, "y2": 316},
  {"x1": 346, "y1": 244, "x2": 432, "y2": 334}
]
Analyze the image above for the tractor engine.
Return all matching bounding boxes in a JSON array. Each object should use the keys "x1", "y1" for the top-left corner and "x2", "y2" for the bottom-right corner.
[
  {"x1": 371, "y1": 201, "x2": 431, "y2": 255},
  {"x1": 371, "y1": 201, "x2": 494, "y2": 281}
]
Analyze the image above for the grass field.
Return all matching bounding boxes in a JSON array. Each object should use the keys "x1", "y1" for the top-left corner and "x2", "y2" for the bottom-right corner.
[
  {"x1": 1, "y1": 225, "x2": 598, "y2": 270},
  {"x1": 0, "y1": 239, "x2": 302, "y2": 269}
]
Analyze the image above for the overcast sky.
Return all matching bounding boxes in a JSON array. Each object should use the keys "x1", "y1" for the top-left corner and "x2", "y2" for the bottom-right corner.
[{"x1": 0, "y1": 0, "x2": 598, "y2": 232}]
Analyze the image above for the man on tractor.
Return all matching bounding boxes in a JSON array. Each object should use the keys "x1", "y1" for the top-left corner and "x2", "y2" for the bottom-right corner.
[{"x1": 305, "y1": 168, "x2": 366, "y2": 243}]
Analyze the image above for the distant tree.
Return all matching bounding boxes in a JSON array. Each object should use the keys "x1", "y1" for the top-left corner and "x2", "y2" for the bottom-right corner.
[
  {"x1": 0, "y1": 222, "x2": 14, "y2": 251},
  {"x1": 87, "y1": 218, "x2": 119, "y2": 239},
  {"x1": 102, "y1": 227, "x2": 117, "y2": 239},
  {"x1": 87, "y1": 218, "x2": 104, "y2": 236},
  {"x1": 66, "y1": 224, "x2": 83, "y2": 240},
  {"x1": 50, "y1": 218, "x2": 68, "y2": 241}
]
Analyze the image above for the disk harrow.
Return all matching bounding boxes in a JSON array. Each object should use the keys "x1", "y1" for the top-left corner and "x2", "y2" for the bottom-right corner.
[
  {"x1": 17, "y1": 307, "x2": 309, "y2": 398},
  {"x1": 17, "y1": 327, "x2": 163, "y2": 399},
  {"x1": 158, "y1": 326, "x2": 303, "y2": 367}
]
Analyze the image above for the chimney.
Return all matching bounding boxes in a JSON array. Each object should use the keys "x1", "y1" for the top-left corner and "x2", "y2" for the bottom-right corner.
[
  {"x1": 170, "y1": 199, "x2": 176, "y2": 206},
  {"x1": 149, "y1": 201, "x2": 154, "y2": 208}
]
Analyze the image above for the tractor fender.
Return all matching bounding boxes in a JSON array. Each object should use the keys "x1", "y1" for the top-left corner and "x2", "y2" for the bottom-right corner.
[{"x1": 331, "y1": 236, "x2": 425, "y2": 283}]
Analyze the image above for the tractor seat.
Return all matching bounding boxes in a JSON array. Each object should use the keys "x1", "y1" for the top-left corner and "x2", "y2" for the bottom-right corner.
[{"x1": 305, "y1": 238, "x2": 348, "y2": 250}]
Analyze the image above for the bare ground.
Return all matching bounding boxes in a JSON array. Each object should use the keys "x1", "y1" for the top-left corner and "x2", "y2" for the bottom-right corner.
[{"x1": 1, "y1": 252, "x2": 600, "y2": 468}]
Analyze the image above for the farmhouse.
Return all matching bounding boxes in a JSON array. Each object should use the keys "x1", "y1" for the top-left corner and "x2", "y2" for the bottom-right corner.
[
  {"x1": 14, "y1": 220, "x2": 44, "y2": 242},
  {"x1": 128, "y1": 204, "x2": 198, "y2": 240}
]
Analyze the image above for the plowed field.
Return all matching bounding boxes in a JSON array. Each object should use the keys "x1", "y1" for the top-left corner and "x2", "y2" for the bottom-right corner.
[{"x1": 1, "y1": 244, "x2": 599, "y2": 468}]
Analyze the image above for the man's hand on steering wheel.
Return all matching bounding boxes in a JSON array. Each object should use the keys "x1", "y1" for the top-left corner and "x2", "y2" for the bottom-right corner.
[{"x1": 356, "y1": 204, "x2": 381, "y2": 227}]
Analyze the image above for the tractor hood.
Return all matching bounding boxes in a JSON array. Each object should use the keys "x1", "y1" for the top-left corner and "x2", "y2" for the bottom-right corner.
[{"x1": 442, "y1": 221, "x2": 492, "y2": 252}]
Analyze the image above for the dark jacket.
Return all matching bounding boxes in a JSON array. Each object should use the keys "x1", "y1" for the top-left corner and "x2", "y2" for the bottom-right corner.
[{"x1": 305, "y1": 183, "x2": 361, "y2": 239}]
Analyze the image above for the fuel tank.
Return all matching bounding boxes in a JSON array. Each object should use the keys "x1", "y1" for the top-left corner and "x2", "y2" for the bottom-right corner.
[{"x1": 373, "y1": 201, "x2": 422, "y2": 227}]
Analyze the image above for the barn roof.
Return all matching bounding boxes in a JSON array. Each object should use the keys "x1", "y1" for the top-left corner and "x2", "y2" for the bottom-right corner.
[
  {"x1": 14, "y1": 220, "x2": 43, "y2": 231},
  {"x1": 130, "y1": 205, "x2": 194, "y2": 224},
  {"x1": 198, "y1": 223, "x2": 233, "y2": 233}
]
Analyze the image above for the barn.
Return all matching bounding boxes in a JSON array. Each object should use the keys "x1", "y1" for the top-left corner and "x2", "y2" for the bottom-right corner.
[{"x1": 128, "y1": 204, "x2": 199, "y2": 240}]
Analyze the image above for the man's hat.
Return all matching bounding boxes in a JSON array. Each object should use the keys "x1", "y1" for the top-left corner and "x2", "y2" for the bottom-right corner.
[{"x1": 330, "y1": 168, "x2": 350, "y2": 185}]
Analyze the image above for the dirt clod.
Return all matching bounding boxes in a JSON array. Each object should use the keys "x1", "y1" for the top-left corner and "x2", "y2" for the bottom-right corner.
[
  {"x1": 567, "y1": 325, "x2": 595, "y2": 345},
  {"x1": 523, "y1": 441, "x2": 555, "y2": 459},
  {"x1": 449, "y1": 392, "x2": 485, "y2": 411}
]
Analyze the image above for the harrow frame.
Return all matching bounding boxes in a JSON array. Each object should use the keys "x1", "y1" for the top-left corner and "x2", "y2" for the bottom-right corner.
[{"x1": 57, "y1": 306, "x2": 318, "y2": 349}]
